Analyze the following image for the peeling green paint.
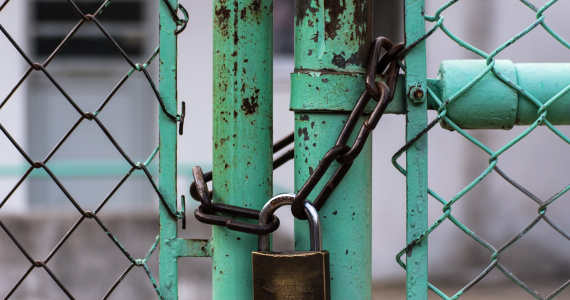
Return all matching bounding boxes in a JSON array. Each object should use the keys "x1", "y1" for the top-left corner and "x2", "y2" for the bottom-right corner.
[
  {"x1": 404, "y1": 0, "x2": 428, "y2": 299},
  {"x1": 292, "y1": 0, "x2": 373, "y2": 298},
  {"x1": 212, "y1": 0, "x2": 273, "y2": 299},
  {"x1": 158, "y1": 0, "x2": 180, "y2": 298}
]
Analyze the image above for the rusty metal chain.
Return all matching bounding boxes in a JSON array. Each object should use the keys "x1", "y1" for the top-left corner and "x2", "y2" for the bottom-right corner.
[
  {"x1": 190, "y1": 133, "x2": 294, "y2": 234},
  {"x1": 190, "y1": 36, "x2": 404, "y2": 231},
  {"x1": 290, "y1": 37, "x2": 404, "y2": 219}
]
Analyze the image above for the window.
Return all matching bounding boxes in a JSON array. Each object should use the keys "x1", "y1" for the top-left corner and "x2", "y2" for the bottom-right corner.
[
  {"x1": 27, "y1": 0, "x2": 157, "y2": 211},
  {"x1": 32, "y1": 0, "x2": 145, "y2": 58}
]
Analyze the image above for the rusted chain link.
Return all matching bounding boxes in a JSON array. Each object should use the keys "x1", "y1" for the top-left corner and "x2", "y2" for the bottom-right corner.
[
  {"x1": 190, "y1": 133, "x2": 294, "y2": 234},
  {"x1": 191, "y1": 36, "x2": 404, "y2": 230},
  {"x1": 291, "y1": 37, "x2": 404, "y2": 220},
  {"x1": 193, "y1": 166, "x2": 281, "y2": 235},
  {"x1": 189, "y1": 132, "x2": 294, "y2": 202}
]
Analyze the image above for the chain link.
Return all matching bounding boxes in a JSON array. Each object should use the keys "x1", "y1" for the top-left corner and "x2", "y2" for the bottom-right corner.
[
  {"x1": 193, "y1": 166, "x2": 281, "y2": 235},
  {"x1": 291, "y1": 37, "x2": 404, "y2": 219},
  {"x1": 190, "y1": 37, "x2": 404, "y2": 230},
  {"x1": 0, "y1": 0, "x2": 187, "y2": 297},
  {"x1": 190, "y1": 133, "x2": 294, "y2": 234},
  {"x1": 391, "y1": 2, "x2": 570, "y2": 298}
]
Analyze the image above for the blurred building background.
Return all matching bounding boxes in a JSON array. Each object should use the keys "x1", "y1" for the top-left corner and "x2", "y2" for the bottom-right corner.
[{"x1": 1, "y1": 0, "x2": 570, "y2": 299}]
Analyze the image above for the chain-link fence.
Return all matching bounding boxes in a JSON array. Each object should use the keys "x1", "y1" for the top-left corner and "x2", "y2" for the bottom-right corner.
[
  {"x1": 0, "y1": 0, "x2": 186, "y2": 298},
  {"x1": 3, "y1": 0, "x2": 570, "y2": 299},
  {"x1": 395, "y1": 0, "x2": 570, "y2": 298}
]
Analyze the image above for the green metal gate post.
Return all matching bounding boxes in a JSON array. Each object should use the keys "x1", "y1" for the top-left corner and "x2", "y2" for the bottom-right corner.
[
  {"x1": 212, "y1": 0, "x2": 273, "y2": 299},
  {"x1": 159, "y1": 0, "x2": 180, "y2": 298},
  {"x1": 404, "y1": 0, "x2": 429, "y2": 299},
  {"x1": 291, "y1": 1, "x2": 373, "y2": 298}
]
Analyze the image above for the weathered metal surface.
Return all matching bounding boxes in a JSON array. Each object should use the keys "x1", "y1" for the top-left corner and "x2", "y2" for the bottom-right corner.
[
  {"x1": 290, "y1": 72, "x2": 408, "y2": 114},
  {"x1": 292, "y1": 60, "x2": 570, "y2": 130},
  {"x1": 212, "y1": 0, "x2": 273, "y2": 299},
  {"x1": 158, "y1": 0, "x2": 180, "y2": 298},
  {"x1": 515, "y1": 63, "x2": 570, "y2": 125},
  {"x1": 292, "y1": 0, "x2": 373, "y2": 298},
  {"x1": 404, "y1": 0, "x2": 429, "y2": 299},
  {"x1": 440, "y1": 60, "x2": 518, "y2": 130},
  {"x1": 252, "y1": 251, "x2": 330, "y2": 299},
  {"x1": 190, "y1": 134, "x2": 295, "y2": 235},
  {"x1": 294, "y1": 0, "x2": 372, "y2": 72},
  {"x1": 290, "y1": 38, "x2": 403, "y2": 220},
  {"x1": 294, "y1": 113, "x2": 372, "y2": 298},
  {"x1": 252, "y1": 196, "x2": 330, "y2": 299},
  {"x1": 439, "y1": 60, "x2": 570, "y2": 129}
]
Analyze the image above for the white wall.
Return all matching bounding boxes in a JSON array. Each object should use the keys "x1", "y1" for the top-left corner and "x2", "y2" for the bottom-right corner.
[{"x1": 0, "y1": 1, "x2": 28, "y2": 212}]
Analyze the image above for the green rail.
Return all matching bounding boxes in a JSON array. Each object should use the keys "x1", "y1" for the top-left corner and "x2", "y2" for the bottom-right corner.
[
  {"x1": 404, "y1": 1, "x2": 429, "y2": 299},
  {"x1": 158, "y1": 0, "x2": 180, "y2": 298}
]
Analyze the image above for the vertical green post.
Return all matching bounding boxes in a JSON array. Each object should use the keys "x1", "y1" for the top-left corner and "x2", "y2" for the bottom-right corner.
[
  {"x1": 291, "y1": 0, "x2": 373, "y2": 298},
  {"x1": 212, "y1": 1, "x2": 273, "y2": 299},
  {"x1": 404, "y1": 0, "x2": 428, "y2": 299},
  {"x1": 158, "y1": 0, "x2": 179, "y2": 298}
]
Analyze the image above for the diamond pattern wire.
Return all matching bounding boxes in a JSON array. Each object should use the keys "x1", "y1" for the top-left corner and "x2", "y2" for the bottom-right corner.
[
  {"x1": 394, "y1": 0, "x2": 570, "y2": 299},
  {"x1": 0, "y1": 0, "x2": 186, "y2": 299}
]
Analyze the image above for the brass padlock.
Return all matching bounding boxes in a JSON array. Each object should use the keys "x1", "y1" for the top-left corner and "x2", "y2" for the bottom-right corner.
[{"x1": 252, "y1": 194, "x2": 331, "y2": 299}]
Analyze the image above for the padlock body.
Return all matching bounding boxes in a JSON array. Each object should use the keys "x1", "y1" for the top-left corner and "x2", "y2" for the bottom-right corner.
[{"x1": 252, "y1": 250, "x2": 330, "y2": 300}]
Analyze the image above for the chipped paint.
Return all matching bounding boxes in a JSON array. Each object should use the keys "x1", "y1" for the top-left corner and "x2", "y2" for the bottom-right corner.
[
  {"x1": 294, "y1": 0, "x2": 371, "y2": 72},
  {"x1": 212, "y1": 0, "x2": 273, "y2": 299},
  {"x1": 292, "y1": 1, "x2": 373, "y2": 298}
]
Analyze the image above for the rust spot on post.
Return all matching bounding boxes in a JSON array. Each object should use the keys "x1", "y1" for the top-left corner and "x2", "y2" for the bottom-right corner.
[
  {"x1": 324, "y1": 0, "x2": 347, "y2": 40},
  {"x1": 240, "y1": 89, "x2": 260, "y2": 115},
  {"x1": 297, "y1": 127, "x2": 310, "y2": 141},
  {"x1": 331, "y1": 52, "x2": 358, "y2": 69},
  {"x1": 311, "y1": 31, "x2": 319, "y2": 43},
  {"x1": 295, "y1": 0, "x2": 319, "y2": 26},
  {"x1": 250, "y1": 0, "x2": 262, "y2": 13},
  {"x1": 214, "y1": 5, "x2": 231, "y2": 34}
]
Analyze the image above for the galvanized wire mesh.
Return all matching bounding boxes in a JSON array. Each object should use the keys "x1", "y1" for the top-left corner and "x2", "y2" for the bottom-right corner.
[
  {"x1": 395, "y1": 0, "x2": 570, "y2": 299},
  {"x1": 0, "y1": 0, "x2": 186, "y2": 299}
]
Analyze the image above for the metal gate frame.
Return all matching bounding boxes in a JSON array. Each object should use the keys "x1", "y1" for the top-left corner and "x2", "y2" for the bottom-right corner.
[
  {"x1": 164, "y1": 1, "x2": 380, "y2": 298},
  {"x1": 159, "y1": 0, "x2": 570, "y2": 299},
  {"x1": 157, "y1": 0, "x2": 212, "y2": 299},
  {"x1": 158, "y1": 0, "x2": 440, "y2": 298}
]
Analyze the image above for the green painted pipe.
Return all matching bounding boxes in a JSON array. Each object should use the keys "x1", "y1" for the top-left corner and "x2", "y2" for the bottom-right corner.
[
  {"x1": 158, "y1": 0, "x2": 180, "y2": 298},
  {"x1": 292, "y1": 0, "x2": 373, "y2": 298},
  {"x1": 212, "y1": 0, "x2": 273, "y2": 299},
  {"x1": 438, "y1": 60, "x2": 570, "y2": 129},
  {"x1": 292, "y1": 60, "x2": 570, "y2": 130}
]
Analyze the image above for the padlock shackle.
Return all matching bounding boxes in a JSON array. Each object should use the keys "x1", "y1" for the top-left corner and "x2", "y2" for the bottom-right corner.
[
  {"x1": 258, "y1": 194, "x2": 322, "y2": 252},
  {"x1": 303, "y1": 200, "x2": 322, "y2": 252}
]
